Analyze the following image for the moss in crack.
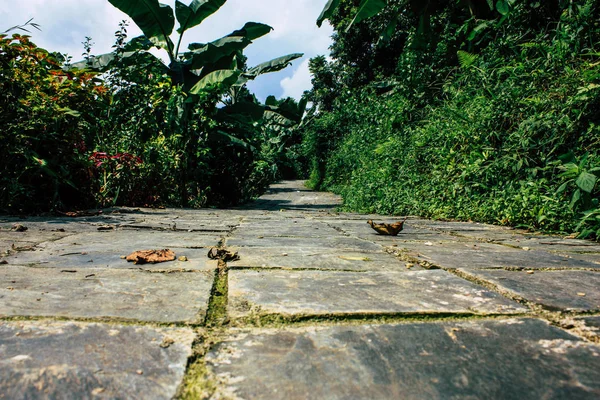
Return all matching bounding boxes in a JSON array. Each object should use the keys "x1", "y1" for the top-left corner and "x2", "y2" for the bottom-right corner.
[
  {"x1": 204, "y1": 260, "x2": 229, "y2": 327},
  {"x1": 229, "y1": 310, "x2": 529, "y2": 329},
  {"x1": 176, "y1": 328, "x2": 226, "y2": 400}
]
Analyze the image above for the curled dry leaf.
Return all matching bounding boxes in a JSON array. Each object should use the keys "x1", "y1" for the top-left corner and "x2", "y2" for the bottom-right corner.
[
  {"x1": 11, "y1": 224, "x2": 28, "y2": 232},
  {"x1": 126, "y1": 249, "x2": 176, "y2": 265},
  {"x1": 207, "y1": 247, "x2": 240, "y2": 262},
  {"x1": 367, "y1": 218, "x2": 408, "y2": 236}
]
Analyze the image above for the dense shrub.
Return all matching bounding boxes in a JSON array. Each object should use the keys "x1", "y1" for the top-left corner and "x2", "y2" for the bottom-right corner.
[
  {"x1": 0, "y1": 34, "x2": 107, "y2": 212},
  {"x1": 303, "y1": 0, "x2": 600, "y2": 236}
]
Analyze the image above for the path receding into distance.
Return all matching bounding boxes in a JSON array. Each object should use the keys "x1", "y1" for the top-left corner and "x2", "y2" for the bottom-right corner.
[{"x1": 1, "y1": 181, "x2": 600, "y2": 399}]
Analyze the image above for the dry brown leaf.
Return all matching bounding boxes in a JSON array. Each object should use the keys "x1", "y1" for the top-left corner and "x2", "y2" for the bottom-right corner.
[
  {"x1": 367, "y1": 218, "x2": 408, "y2": 236},
  {"x1": 126, "y1": 249, "x2": 176, "y2": 265},
  {"x1": 207, "y1": 247, "x2": 240, "y2": 262},
  {"x1": 11, "y1": 224, "x2": 28, "y2": 232}
]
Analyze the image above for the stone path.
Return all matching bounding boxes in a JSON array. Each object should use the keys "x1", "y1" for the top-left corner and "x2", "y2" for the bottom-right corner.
[{"x1": 1, "y1": 181, "x2": 600, "y2": 399}]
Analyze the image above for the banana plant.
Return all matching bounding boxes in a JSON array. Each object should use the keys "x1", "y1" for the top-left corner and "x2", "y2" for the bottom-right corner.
[{"x1": 76, "y1": 0, "x2": 303, "y2": 98}]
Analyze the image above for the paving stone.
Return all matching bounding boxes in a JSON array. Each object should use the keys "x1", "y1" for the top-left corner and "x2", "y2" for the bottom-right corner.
[
  {"x1": 317, "y1": 219, "x2": 457, "y2": 242},
  {"x1": 228, "y1": 270, "x2": 526, "y2": 318},
  {"x1": 5, "y1": 230, "x2": 218, "y2": 271},
  {"x1": 399, "y1": 241, "x2": 600, "y2": 270},
  {"x1": 228, "y1": 248, "x2": 407, "y2": 271},
  {"x1": 227, "y1": 235, "x2": 382, "y2": 252},
  {"x1": 458, "y1": 269, "x2": 600, "y2": 312},
  {"x1": 577, "y1": 316, "x2": 600, "y2": 340},
  {"x1": 206, "y1": 318, "x2": 600, "y2": 400},
  {"x1": 0, "y1": 266, "x2": 213, "y2": 323},
  {"x1": 0, "y1": 320, "x2": 194, "y2": 399}
]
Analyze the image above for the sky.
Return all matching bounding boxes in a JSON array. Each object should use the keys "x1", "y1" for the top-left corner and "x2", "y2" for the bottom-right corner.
[{"x1": 0, "y1": 0, "x2": 333, "y2": 101}]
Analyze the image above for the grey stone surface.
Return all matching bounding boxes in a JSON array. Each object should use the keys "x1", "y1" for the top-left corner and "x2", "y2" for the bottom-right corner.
[
  {"x1": 0, "y1": 266, "x2": 214, "y2": 323},
  {"x1": 239, "y1": 181, "x2": 342, "y2": 211},
  {"x1": 228, "y1": 269, "x2": 526, "y2": 318},
  {"x1": 399, "y1": 240, "x2": 600, "y2": 270},
  {"x1": 0, "y1": 320, "x2": 194, "y2": 399},
  {"x1": 227, "y1": 235, "x2": 382, "y2": 252},
  {"x1": 458, "y1": 269, "x2": 600, "y2": 311},
  {"x1": 578, "y1": 316, "x2": 600, "y2": 340},
  {"x1": 206, "y1": 318, "x2": 600, "y2": 400},
  {"x1": 5, "y1": 230, "x2": 218, "y2": 271},
  {"x1": 228, "y1": 248, "x2": 407, "y2": 271}
]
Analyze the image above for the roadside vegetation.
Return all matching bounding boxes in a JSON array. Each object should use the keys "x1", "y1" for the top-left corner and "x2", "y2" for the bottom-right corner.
[
  {"x1": 303, "y1": 0, "x2": 600, "y2": 238},
  {"x1": 2, "y1": 0, "x2": 599, "y2": 239},
  {"x1": 0, "y1": 0, "x2": 305, "y2": 212}
]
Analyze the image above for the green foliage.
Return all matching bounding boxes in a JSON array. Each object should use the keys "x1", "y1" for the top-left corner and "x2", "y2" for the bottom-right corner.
[
  {"x1": 305, "y1": 0, "x2": 600, "y2": 237},
  {"x1": 0, "y1": 34, "x2": 107, "y2": 211}
]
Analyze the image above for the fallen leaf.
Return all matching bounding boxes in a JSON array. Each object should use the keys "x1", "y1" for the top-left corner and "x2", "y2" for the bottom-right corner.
[
  {"x1": 207, "y1": 247, "x2": 240, "y2": 262},
  {"x1": 97, "y1": 225, "x2": 114, "y2": 231},
  {"x1": 160, "y1": 337, "x2": 175, "y2": 348},
  {"x1": 126, "y1": 249, "x2": 176, "y2": 265},
  {"x1": 406, "y1": 263, "x2": 415, "y2": 269},
  {"x1": 11, "y1": 224, "x2": 27, "y2": 232},
  {"x1": 0, "y1": 260, "x2": 7, "y2": 265},
  {"x1": 367, "y1": 218, "x2": 408, "y2": 236},
  {"x1": 577, "y1": 293, "x2": 586, "y2": 297},
  {"x1": 178, "y1": 256, "x2": 188, "y2": 262},
  {"x1": 526, "y1": 271, "x2": 534, "y2": 275}
]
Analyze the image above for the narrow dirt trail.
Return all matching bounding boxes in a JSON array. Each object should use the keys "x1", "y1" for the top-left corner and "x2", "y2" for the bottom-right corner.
[{"x1": 1, "y1": 181, "x2": 600, "y2": 398}]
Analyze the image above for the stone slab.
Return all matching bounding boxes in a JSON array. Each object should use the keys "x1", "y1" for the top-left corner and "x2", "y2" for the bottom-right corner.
[
  {"x1": 226, "y1": 236, "x2": 382, "y2": 252},
  {"x1": 228, "y1": 270, "x2": 526, "y2": 318},
  {"x1": 399, "y1": 241, "x2": 599, "y2": 270},
  {"x1": 0, "y1": 266, "x2": 213, "y2": 323},
  {"x1": 6, "y1": 230, "x2": 219, "y2": 271},
  {"x1": 577, "y1": 316, "x2": 600, "y2": 340},
  {"x1": 458, "y1": 269, "x2": 600, "y2": 312},
  {"x1": 0, "y1": 320, "x2": 194, "y2": 399},
  {"x1": 206, "y1": 318, "x2": 600, "y2": 400},
  {"x1": 228, "y1": 248, "x2": 407, "y2": 271}
]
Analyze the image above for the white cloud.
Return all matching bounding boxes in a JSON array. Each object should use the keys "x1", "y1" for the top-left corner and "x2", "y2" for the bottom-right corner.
[{"x1": 280, "y1": 58, "x2": 312, "y2": 100}]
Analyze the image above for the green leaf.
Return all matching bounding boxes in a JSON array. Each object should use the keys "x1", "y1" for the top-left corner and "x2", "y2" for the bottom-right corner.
[
  {"x1": 347, "y1": 0, "x2": 387, "y2": 32},
  {"x1": 189, "y1": 36, "x2": 251, "y2": 68},
  {"x1": 176, "y1": 0, "x2": 226, "y2": 34},
  {"x1": 457, "y1": 51, "x2": 478, "y2": 68},
  {"x1": 576, "y1": 171, "x2": 598, "y2": 193},
  {"x1": 556, "y1": 182, "x2": 569, "y2": 194},
  {"x1": 265, "y1": 95, "x2": 278, "y2": 106},
  {"x1": 495, "y1": 0, "x2": 510, "y2": 15},
  {"x1": 378, "y1": 14, "x2": 398, "y2": 45},
  {"x1": 210, "y1": 131, "x2": 255, "y2": 151},
  {"x1": 189, "y1": 69, "x2": 240, "y2": 93},
  {"x1": 570, "y1": 189, "x2": 582, "y2": 209},
  {"x1": 123, "y1": 35, "x2": 154, "y2": 51},
  {"x1": 108, "y1": 0, "x2": 175, "y2": 52},
  {"x1": 228, "y1": 22, "x2": 273, "y2": 41},
  {"x1": 317, "y1": 0, "x2": 340, "y2": 27},
  {"x1": 243, "y1": 53, "x2": 303, "y2": 81}
]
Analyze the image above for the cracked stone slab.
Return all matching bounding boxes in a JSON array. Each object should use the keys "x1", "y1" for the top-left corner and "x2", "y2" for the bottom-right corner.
[
  {"x1": 576, "y1": 316, "x2": 600, "y2": 340},
  {"x1": 5, "y1": 230, "x2": 218, "y2": 271},
  {"x1": 228, "y1": 270, "x2": 526, "y2": 319},
  {"x1": 227, "y1": 248, "x2": 408, "y2": 271},
  {"x1": 458, "y1": 269, "x2": 600, "y2": 312},
  {"x1": 0, "y1": 320, "x2": 194, "y2": 399},
  {"x1": 0, "y1": 266, "x2": 213, "y2": 323},
  {"x1": 206, "y1": 318, "x2": 600, "y2": 400},
  {"x1": 399, "y1": 241, "x2": 600, "y2": 270},
  {"x1": 226, "y1": 236, "x2": 382, "y2": 252}
]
